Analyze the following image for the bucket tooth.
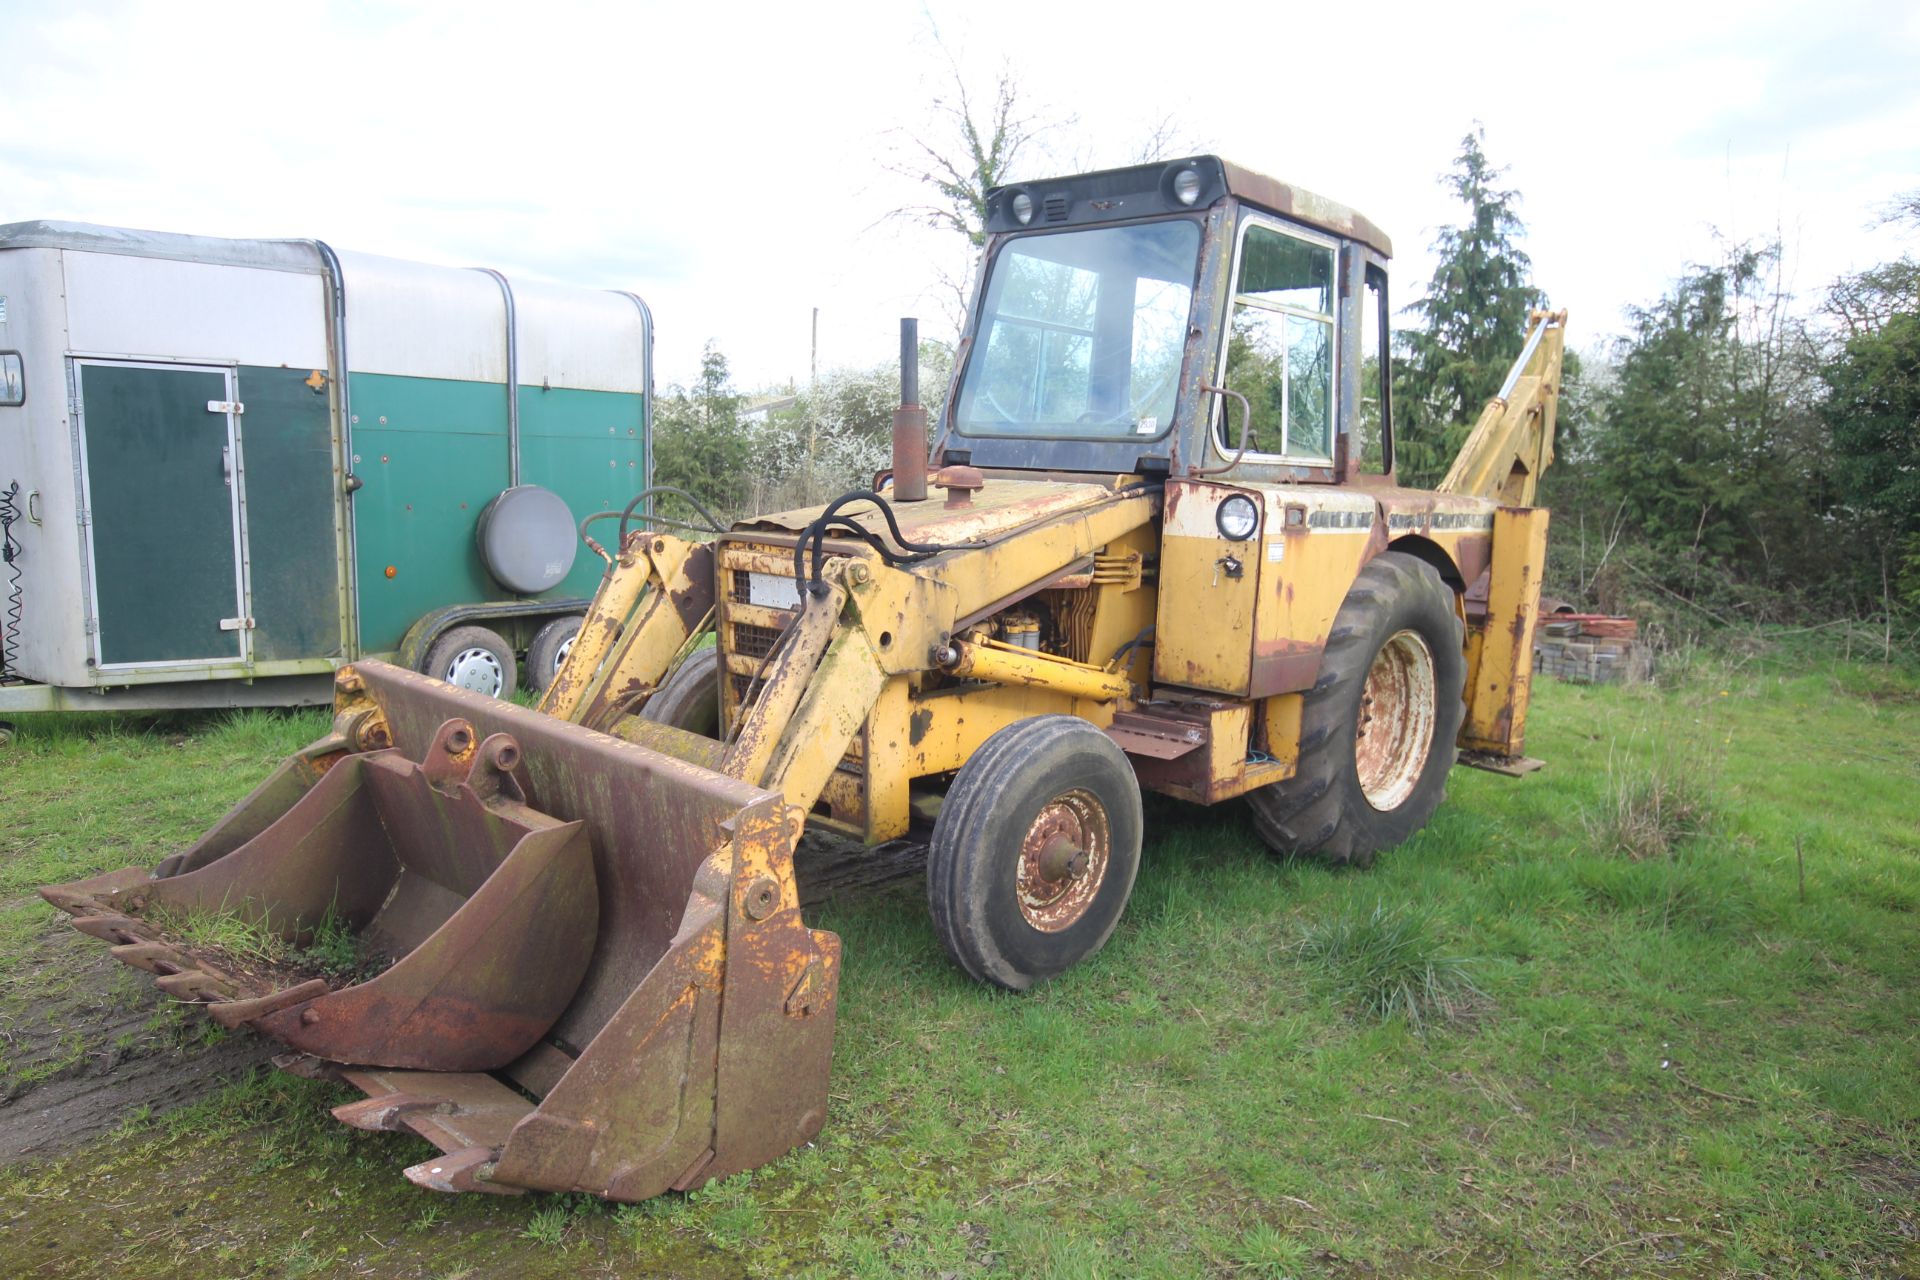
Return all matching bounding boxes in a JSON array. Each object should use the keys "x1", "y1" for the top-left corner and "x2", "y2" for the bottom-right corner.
[
  {"x1": 39, "y1": 867, "x2": 151, "y2": 914},
  {"x1": 405, "y1": 1147, "x2": 521, "y2": 1197},
  {"x1": 73, "y1": 913, "x2": 155, "y2": 945},
  {"x1": 331, "y1": 1092, "x2": 442, "y2": 1133},
  {"x1": 109, "y1": 940, "x2": 194, "y2": 976},
  {"x1": 336, "y1": 1074, "x2": 533, "y2": 1159},
  {"x1": 207, "y1": 980, "x2": 330, "y2": 1030},
  {"x1": 154, "y1": 971, "x2": 240, "y2": 1003}
]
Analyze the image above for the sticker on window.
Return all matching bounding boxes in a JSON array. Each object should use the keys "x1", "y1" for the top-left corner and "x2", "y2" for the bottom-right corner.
[{"x1": 1134, "y1": 416, "x2": 1158, "y2": 435}]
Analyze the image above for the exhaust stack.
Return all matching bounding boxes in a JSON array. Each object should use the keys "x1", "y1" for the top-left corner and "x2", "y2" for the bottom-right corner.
[{"x1": 891, "y1": 316, "x2": 928, "y2": 502}]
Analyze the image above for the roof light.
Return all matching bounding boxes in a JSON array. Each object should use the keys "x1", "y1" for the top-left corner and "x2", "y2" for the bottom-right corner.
[
  {"x1": 1171, "y1": 167, "x2": 1203, "y2": 206},
  {"x1": 1010, "y1": 191, "x2": 1035, "y2": 225}
]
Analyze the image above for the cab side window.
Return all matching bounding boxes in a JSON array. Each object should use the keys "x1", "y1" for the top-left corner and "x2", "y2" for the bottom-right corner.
[
  {"x1": 1359, "y1": 263, "x2": 1391, "y2": 474},
  {"x1": 1218, "y1": 223, "x2": 1336, "y2": 461}
]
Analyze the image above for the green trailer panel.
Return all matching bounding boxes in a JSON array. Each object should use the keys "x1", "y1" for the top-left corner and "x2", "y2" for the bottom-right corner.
[
  {"x1": 517, "y1": 384, "x2": 648, "y2": 601},
  {"x1": 349, "y1": 373, "x2": 507, "y2": 652},
  {"x1": 347, "y1": 374, "x2": 645, "y2": 653},
  {"x1": 236, "y1": 365, "x2": 343, "y2": 661}
]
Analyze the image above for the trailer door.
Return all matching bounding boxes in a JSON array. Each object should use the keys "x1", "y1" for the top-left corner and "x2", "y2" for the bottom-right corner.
[{"x1": 75, "y1": 359, "x2": 248, "y2": 667}]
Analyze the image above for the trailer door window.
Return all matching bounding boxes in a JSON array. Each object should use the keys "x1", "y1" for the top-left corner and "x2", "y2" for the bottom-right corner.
[{"x1": 1217, "y1": 222, "x2": 1335, "y2": 462}]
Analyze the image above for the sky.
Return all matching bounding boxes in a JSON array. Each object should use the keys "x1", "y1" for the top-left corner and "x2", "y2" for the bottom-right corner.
[{"x1": 3, "y1": 0, "x2": 1916, "y2": 391}]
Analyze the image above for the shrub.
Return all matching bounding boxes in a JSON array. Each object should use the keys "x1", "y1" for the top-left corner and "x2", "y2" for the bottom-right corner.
[
  {"x1": 1297, "y1": 902, "x2": 1480, "y2": 1032},
  {"x1": 1586, "y1": 744, "x2": 1717, "y2": 861}
]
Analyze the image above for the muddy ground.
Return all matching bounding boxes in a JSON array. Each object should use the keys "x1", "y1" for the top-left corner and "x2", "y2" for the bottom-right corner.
[{"x1": 0, "y1": 922, "x2": 274, "y2": 1163}]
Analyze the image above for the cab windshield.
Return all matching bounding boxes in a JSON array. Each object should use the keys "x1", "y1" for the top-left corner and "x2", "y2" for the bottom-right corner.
[{"x1": 953, "y1": 220, "x2": 1202, "y2": 439}]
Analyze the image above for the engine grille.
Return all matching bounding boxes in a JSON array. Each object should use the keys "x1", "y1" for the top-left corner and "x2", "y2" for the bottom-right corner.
[
  {"x1": 733, "y1": 621, "x2": 784, "y2": 661},
  {"x1": 718, "y1": 542, "x2": 803, "y2": 727}
]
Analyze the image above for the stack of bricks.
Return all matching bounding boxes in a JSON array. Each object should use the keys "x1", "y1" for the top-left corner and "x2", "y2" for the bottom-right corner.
[{"x1": 1532, "y1": 614, "x2": 1640, "y2": 684}]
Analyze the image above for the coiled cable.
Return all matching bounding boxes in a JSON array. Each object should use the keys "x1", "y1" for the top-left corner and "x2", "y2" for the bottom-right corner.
[{"x1": 0, "y1": 482, "x2": 21, "y2": 678}]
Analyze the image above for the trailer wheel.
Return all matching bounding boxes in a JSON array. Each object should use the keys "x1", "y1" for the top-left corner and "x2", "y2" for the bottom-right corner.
[
  {"x1": 527, "y1": 615, "x2": 584, "y2": 692},
  {"x1": 928, "y1": 715, "x2": 1143, "y2": 991},
  {"x1": 422, "y1": 625, "x2": 518, "y2": 700},
  {"x1": 640, "y1": 647, "x2": 722, "y2": 738},
  {"x1": 1246, "y1": 551, "x2": 1465, "y2": 868}
]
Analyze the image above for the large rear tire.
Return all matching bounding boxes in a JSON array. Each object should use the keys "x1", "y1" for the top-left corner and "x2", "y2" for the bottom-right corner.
[
  {"x1": 928, "y1": 715, "x2": 1143, "y2": 991},
  {"x1": 1246, "y1": 551, "x2": 1465, "y2": 868},
  {"x1": 641, "y1": 646, "x2": 722, "y2": 738}
]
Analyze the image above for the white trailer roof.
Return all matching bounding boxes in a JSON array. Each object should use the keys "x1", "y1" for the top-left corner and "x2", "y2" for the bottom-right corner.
[{"x1": 0, "y1": 221, "x2": 652, "y2": 394}]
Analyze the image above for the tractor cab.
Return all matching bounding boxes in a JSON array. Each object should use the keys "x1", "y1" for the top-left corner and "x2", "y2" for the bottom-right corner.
[{"x1": 935, "y1": 156, "x2": 1396, "y2": 487}]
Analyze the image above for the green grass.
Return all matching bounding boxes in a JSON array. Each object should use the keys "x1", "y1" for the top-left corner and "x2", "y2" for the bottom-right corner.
[
  {"x1": 1296, "y1": 900, "x2": 1481, "y2": 1032},
  {"x1": 2, "y1": 651, "x2": 1917, "y2": 1277}
]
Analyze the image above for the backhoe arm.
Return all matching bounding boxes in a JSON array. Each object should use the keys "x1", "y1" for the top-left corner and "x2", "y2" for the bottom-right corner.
[{"x1": 1438, "y1": 310, "x2": 1567, "y2": 506}]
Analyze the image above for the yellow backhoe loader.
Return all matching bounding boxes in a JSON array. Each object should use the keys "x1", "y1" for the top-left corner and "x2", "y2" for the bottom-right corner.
[{"x1": 44, "y1": 156, "x2": 1565, "y2": 1201}]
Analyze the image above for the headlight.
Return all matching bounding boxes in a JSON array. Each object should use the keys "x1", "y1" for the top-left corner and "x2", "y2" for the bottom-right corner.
[
  {"x1": 1010, "y1": 191, "x2": 1034, "y2": 225},
  {"x1": 1216, "y1": 494, "x2": 1259, "y2": 541},
  {"x1": 1171, "y1": 167, "x2": 1203, "y2": 206}
]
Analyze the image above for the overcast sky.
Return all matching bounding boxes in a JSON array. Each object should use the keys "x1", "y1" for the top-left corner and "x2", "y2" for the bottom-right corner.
[{"x1": 3, "y1": 0, "x2": 1916, "y2": 390}]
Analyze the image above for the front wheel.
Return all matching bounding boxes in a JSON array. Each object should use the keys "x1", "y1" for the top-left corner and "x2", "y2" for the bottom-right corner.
[
  {"x1": 641, "y1": 647, "x2": 722, "y2": 738},
  {"x1": 927, "y1": 715, "x2": 1143, "y2": 990},
  {"x1": 1246, "y1": 551, "x2": 1465, "y2": 868}
]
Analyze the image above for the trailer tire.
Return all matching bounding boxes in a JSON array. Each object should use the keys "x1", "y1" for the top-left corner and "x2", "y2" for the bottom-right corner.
[
  {"x1": 1245, "y1": 551, "x2": 1464, "y2": 868},
  {"x1": 928, "y1": 715, "x2": 1143, "y2": 991},
  {"x1": 527, "y1": 614, "x2": 584, "y2": 693},
  {"x1": 640, "y1": 646, "x2": 722, "y2": 739},
  {"x1": 422, "y1": 625, "x2": 518, "y2": 701}
]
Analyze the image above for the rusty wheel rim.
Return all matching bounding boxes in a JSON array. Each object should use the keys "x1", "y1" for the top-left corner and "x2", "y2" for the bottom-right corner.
[
  {"x1": 1015, "y1": 789, "x2": 1111, "y2": 933},
  {"x1": 1355, "y1": 629, "x2": 1436, "y2": 812}
]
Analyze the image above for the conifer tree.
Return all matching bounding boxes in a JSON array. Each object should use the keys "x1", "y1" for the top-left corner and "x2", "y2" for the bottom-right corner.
[{"x1": 1394, "y1": 128, "x2": 1544, "y2": 488}]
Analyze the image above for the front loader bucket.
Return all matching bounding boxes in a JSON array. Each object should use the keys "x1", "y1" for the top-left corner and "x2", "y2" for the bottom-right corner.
[{"x1": 41, "y1": 661, "x2": 841, "y2": 1202}]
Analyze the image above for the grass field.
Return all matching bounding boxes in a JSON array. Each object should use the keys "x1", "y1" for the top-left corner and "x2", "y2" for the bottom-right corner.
[{"x1": 1, "y1": 647, "x2": 1916, "y2": 1278}]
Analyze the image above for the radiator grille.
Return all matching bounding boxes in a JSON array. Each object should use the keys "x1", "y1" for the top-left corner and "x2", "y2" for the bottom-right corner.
[{"x1": 733, "y1": 621, "x2": 784, "y2": 661}]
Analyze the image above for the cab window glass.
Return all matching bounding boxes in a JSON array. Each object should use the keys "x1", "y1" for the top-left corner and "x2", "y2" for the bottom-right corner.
[
  {"x1": 1359, "y1": 266, "x2": 1390, "y2": 473},
  {"x1": 1219, "y1": 223, "x2": 1335, "y2": 461}
]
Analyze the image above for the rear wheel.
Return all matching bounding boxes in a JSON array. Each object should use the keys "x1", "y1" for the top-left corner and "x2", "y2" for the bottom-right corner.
[
  {"x1": 1246, "y1": 551, "x2": 1465, "y2": 867},
  {"x1": 527, "y1": 614, "x2": 584, "y2": 693},
  {"x1": 641, "y1": 646, "x2": 722, "y2": 738},
  {"x1": 422, "y1": 625, "x2": 518, "y2": 700},
  {"x1": 928, "y1": 715, "x2": 1143, "y2": 990}
]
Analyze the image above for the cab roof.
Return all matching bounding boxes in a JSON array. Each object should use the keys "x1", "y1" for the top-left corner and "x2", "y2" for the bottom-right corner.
[{"x1": 984, "y1": 156, "x2": 1392, "y2": 259}]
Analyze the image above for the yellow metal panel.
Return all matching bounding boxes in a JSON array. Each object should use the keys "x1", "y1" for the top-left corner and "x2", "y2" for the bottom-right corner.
[
  {"x1": 1082, "y1": 522, "x2": 1160, "y2": 682},
  {"x1": 1154, "y1": 482, "x2": 1260, "y2": 694},
  {"x1": 1259, "y1": 693, "x2": 1304, "y2": 769},
  {"x1": 862, "y1": 677, "x2": 914, "y2": 840},
  {"x1": 896, "y1": 684, "x2": 1114, "y2": 779},
  {"x1": 1461, "y1": 506, "x2": 1550, "y2": 756},
  {"x1": 1248, "y1": 489, "x2": 1375, "y2": 698}
]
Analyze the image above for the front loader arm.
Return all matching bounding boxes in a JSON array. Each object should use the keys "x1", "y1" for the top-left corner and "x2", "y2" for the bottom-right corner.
[
  {"x1": 540, "y1": 533, "x2": 716, "y2": 731},
  {"x1": 1438, "y1": 310, "x2": 1567, "y2": 506}
]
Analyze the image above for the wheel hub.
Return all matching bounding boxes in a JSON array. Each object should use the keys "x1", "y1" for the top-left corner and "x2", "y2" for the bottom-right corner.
[
  {"x1": 444, "y1": 647, "x2": 506, "y2": 697},
  {"x1": 1354, "y1": 629, "x2": 1437, "y2": 812},
  {"x1": 1016, "y1": 790, "x2": 1111, "y2": 932}
]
